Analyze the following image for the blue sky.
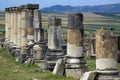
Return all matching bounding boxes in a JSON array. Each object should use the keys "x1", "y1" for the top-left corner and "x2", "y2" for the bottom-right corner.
[{"x1": 0, "y1": 0, "x2": 120, "y2": 10}]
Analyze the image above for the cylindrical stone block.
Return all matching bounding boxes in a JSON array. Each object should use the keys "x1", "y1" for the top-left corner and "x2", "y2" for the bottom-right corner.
[
  {"x1": 68, "y1": 13, "x2": 84, "y2": 37},
  {"x1": 67, "y1": 13, "x2": 84, "y2": 57},
  {"x1": 67, "y1": 29, "x2": 83, "y2": 57},
  {"x1": 96, "y1": 29, "x2": 118, "y2": 70},
  {"x1": 48, "y1": 16, "x2": 62, "y2": 50}
]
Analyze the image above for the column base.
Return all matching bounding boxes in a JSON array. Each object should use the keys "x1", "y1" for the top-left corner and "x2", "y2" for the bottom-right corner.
[
  {"x1": 46, "y1": 49, "x2": 64, "y2": 70},
  {"x1": 34, "y1": 60, "x2": 47, "y2": 70},
  {"x1": 95, "y1": 70, "x2": 120, "y2": 80},
  {"x1": 66, "y1": 68, "x2": 87, "y2": 79},
  {"x1": 65, "y1": 56, "x2": 88, "y2": 79}
]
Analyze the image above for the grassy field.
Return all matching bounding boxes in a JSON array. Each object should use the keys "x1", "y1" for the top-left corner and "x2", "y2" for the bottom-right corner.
[
  {"x1": 0, "y1": 12, "x2": 120, "y2": 79},
  {"x1": 0, "y1": 48, "x2": 75, "y2": 80},
  {"x1": 41, "y1": 12, "x2": 120, "y2": 36},
  {"x1": 0, "y1": 48, "x2": 120, "y2": 80},
  {"x1": 0, "y1": 12, "x2": 120, "y2": 36}
]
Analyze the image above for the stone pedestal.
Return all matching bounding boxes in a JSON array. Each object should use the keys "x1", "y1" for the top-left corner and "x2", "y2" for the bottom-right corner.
[
  {"x1": 33, "y1": 42, "x2": 46, "y2": 69},
  {"x1": 95, "y1": 71, "x2": 120, "y2": 80},
  {"x1": 46, "y1": 49, "x2": 64, "y2": 70}
]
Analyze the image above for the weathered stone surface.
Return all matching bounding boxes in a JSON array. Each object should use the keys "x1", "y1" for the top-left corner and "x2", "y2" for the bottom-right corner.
[
  {"x1": 33, "y1": 44, "x2": 44, "y2": 60},
  {"x1": 95, "y1": 71, "x2": 120, "y2": 80},
  {"x1": 33, "y1": 9, "x2": 42, "y2": 42},
  {"x1": 96, "y1": 29, "x2": 118, "y2": 70},
  {"x1": 80, "y1": 71, "x2": 96, "y2": 80},
  {"x1": 21, "y1": 9, "x2": 27, "y2": 47},
  {"x1": 17, "y1": 10, "x2": 22, "y2": 48},
  {"x1": 96, "y1": 29, "x2": 118, "y2": 59},
  {"x1": 68, "y1": 13, "x2": 84, "y2": 36},
  {"x1": 66, "y1": 69, "x2": 87, "y2": 79},
  {"x1": 48, "y1": 16, "x2": 62, "y2": 50},
  {"x1": 67, "y1": 29, "x2": 82, "y2": 46},
  {"x1": 48, "y1": 16, "x2": 61, "y2": 26},
  {"x1": 53, "y1": 59, "x2": 65, "y2": 76},
  {"x1": 27, "y1": 9, "x2": 34, "y2": 41}
]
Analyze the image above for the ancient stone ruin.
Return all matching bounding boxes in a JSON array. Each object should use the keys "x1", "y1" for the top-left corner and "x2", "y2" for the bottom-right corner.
[{"x1": 2, "y1": 4, "x2": 120, "y2": 80}]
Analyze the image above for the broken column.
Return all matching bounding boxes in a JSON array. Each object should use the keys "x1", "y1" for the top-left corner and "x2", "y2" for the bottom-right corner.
[
  {"x1": 46, "y1": 16, "x2": 64, "y2": 70},
  {"x1": 65, "y1": 13, "x2": 87, "y2": 79},
  {"x1": 95, "y1": 29, "x2": 120, "y2": 80},
  {"x1": 33, "y1": 6, "x2": 42, "y2": 42},
  {"x1": 32, "y1": 5, "x2": 47, "y2": 69}
]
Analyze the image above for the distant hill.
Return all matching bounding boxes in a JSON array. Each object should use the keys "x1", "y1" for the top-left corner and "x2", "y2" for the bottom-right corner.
[{"x1": 41, "y1": 3, "x2": 120, "y2": 13}]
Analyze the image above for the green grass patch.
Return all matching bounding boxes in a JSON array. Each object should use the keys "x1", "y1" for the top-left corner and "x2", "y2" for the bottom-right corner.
[{"x1": 0, "y1": 48, "x2": 75, "y2": 80}]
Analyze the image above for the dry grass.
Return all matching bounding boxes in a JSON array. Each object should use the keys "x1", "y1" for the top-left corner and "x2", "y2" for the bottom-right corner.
[{"x1": 0, "y1": 20, "x2": 5, "y2": 24}]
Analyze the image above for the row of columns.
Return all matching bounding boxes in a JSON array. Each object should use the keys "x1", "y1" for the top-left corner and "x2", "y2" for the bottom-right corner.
[
  {"x1": 5, "y1": 5, "x2": 120, "y2": 79},
  {"x1": 5, "y1": 4, "x2": 42, "y2": 62}
]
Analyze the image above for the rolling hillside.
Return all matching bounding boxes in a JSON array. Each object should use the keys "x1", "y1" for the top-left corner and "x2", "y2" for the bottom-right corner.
[{"x1": 41, "y1": 3, "x2": 120, "y2": 13}]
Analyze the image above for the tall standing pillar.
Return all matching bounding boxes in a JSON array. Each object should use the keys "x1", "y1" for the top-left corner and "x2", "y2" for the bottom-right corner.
[
  {"x1": 46, "y1": 16, "x2": 64, "y2": 70},
  {"x1": 17, "y1": 7, "x2": 22, "y2": 48},
  {"x1": 13, "y1": 7, "x2": 18, "y2": 45},
  {"x1": 7, "y1": 8, "x2": 11, "y2": 43},
  {"x1": 4, "y1": 8, "x2": 10, "y2": 49},
  {"x1": 5, "y1": 8, "x2": 8, "y2": 40},
  {"x1": 33, "y1": 7, "x2": 42, "y2": 42},
  {"x1": 10, "y1": 7, "x2": 14, "y2": 43},
  {"x1": 32, "y1": 5, "x2": 47, "y2": 69},
  {"x1": 21, "y1": 5, "x2": 27, "y2": 48},
  {"x1": 19, "y1": 5, "x2": 28, "y2": 63},
  {"x1": 95, "y1": 29, "x2": 120, "y2": 80},
  {"x1": 65, "y1": 13, "x2": 87, "y2": 79},
  {"x1": 26, "y1": 4, "x2": 34, "y2": 42}
]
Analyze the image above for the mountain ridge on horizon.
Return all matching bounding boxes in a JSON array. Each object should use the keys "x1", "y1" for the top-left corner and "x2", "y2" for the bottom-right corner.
[{"x1": 41, "y1": 3, "x2": 120, "y2": 13}]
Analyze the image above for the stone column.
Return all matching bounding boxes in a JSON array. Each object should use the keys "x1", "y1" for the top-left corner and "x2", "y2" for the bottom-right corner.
[
  {"x1": 95, "y1": 28, "x2": 120, "y2": 80},
  {"x1": 10, "y1": 7, "x2": 14, "y2": 43},
  {"x1": 21, "y1": 5, "x2": 27, "y2": 48},
  {"x1": 46, "y1": 16, "x2": 64, "y2": 70},
  {"x1": 65, "y1": 13, "x2": 87, "y2": 79},
  {"x1": 26, "y1": 4, "x2": 34, "y2": 42},
  {"x1": 17, "y1": 7, "x2": 22, "y2": 48},
  {"x1": 7, "y1": 9, "x2": 11, "y2": 43},
  {"x1": 48, "y1": 16, "x2": 62, "y2": 50},
  {"x1": 19, "y1": 5, "x2": 28, "y2": 63},
  {"x1": 33, "y1": 7, "x2": 42, "y2": 42},
  {"x1": 7, "y1": 7, "x2": 17, "y2": 54},
  {"x1": 13, "y1": 7, "x2": 18, "y2": 45},
  {"x1": 4, "y1": 8, "x2": 9, "y2": 49},
  {"x1": 5, "y1": 8, "x2": 8, "y2": 40},
  {"x1": 32, "y1": 5, "x2": 47, "y2": 69}
]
